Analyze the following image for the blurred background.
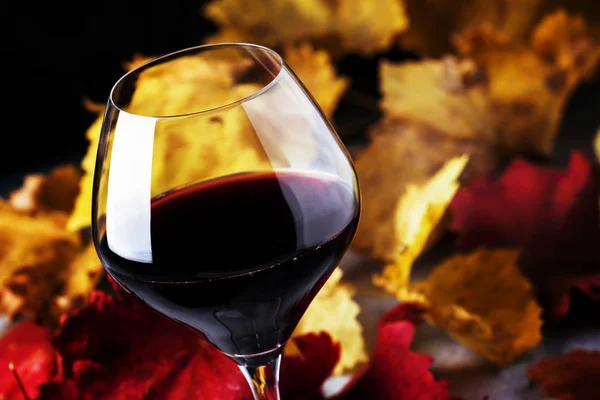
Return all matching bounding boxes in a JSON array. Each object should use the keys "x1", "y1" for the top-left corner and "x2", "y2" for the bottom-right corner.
[
  {"x1": 4, "y1": 0, "x2": 599, "y2": 191},
  {"x1": 5, "y1": 1, "x2": 218, "y2": 181}
]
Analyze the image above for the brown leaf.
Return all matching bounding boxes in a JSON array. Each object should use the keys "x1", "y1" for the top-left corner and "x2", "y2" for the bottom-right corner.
[
  {"x1": 398, "y1": 249, "x2": 543, "y2": 365},
  {"x1": 0, "y1": 200, "x2": 79, "y2": 322},
  {"x1": 204, "y1": 0, "x2": 408, "y2": 56},
  {"x1": 527, "y1": 349, "x2": 600, "y2": 400},
  {"x1": 1, "y1": 168, "x2": 103, "y2": 324},
  {"x1": 454, "y1": 10, "x2": 600, "y2": 156},
  {"x1": 399, "y1": 0, "x2": 546, "y2": 57},
  {"x1": 10, "y1": 165, "x2": 82, "y2": 214},
  {"x1": 353, "y1": 57, "x2": 497, "y2": 262},
  {"x1": 55, "y1": 242, "x2": 104, "y2": 315}
]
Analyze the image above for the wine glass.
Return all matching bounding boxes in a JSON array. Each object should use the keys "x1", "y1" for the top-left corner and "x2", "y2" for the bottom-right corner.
[{"x1": 91, "y1": 43, "x2": 360, "y2": 399}]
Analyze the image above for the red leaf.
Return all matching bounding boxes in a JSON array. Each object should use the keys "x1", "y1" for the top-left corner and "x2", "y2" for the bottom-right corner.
[
  {"x1": 39, "y1": 289, "x2": 342, "y2": 400},
  {"x1": 450, "y1": 157, "x2": 566, "y2": 247},
  {"x1": 450, "y1": 151, "x2": 600, "y2": 317},
  {"x1": 527, "y1": 348, "x2": 600, "y2": 400},
  {"x1": 44, "y1": 290, "x2": 251, "y2": 400},
  {"x1": 38, "y1": 380, "x2": 78, "y2": 400},
  {"x1": 0, "y1": 320, "x2": 58, "y2": 400},
  {"x1": 335, "y1": 303, "x2": 451, "y2": 400},
  {"x1": 280, "y1": 332, "x2": 341, "y2": 400},
  {"x1": 378, "y1": 301, "x2": 425, "y2": 327}
]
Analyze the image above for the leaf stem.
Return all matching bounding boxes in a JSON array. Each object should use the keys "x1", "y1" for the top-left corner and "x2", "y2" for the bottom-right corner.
[{"x1": 9, "y1": 362, "x2": 30, "y2": 400}]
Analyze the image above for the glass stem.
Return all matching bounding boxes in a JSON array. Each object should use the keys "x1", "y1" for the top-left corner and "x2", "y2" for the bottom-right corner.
[{"x1": 239, "y1": 354, "x2": 281, "y2": 400}]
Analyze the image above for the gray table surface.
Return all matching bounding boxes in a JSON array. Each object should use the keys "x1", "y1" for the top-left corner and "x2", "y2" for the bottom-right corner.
[{"x1": 334, "y1": 248, "x2": 600, "y2": 400}]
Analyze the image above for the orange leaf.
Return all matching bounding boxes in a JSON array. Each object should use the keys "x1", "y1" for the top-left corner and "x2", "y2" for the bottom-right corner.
[
  {"x1": 204, "y1": 0, "x2": 408, "y2": 56},
  {"x1": 454, "y1": 10, "x2": 600, "y2": 156},
  {"x1": 398, "y1": 249, "x2": 543, "y2": 365},
  {"x1": 399, "y1": 0, "x2": 546, "y2": 57}
]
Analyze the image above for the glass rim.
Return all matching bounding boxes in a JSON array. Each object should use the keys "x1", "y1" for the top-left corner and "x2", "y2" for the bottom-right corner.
[{"x1": 108, "y1": 42, "x2": 285, "y2": 119}]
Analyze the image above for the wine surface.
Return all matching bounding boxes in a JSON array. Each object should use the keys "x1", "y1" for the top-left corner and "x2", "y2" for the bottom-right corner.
[{"x1": 99, "y1": 170, "x2": 358, "y2": 364}]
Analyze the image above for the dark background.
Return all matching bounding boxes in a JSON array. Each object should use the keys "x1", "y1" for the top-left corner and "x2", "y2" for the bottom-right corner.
[
  {"x1": 3, "y1": 0, "x2": 599, "y2": 192},
  {"x1": 4, "y1": 1, "x2": 217, "y2": 179}
]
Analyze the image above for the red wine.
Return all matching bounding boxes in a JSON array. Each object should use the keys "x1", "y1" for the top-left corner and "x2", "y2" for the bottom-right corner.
[{"x1": 98, "y1": 170, "x2": 358, "y2": 366}]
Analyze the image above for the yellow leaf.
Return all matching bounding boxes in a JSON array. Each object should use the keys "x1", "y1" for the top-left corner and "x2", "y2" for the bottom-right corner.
[
  {"x1": 1, "y1": 166, "x2": 106, "y2": 325},
  {"x1": 123, "y1": 51, "x2": 272, "y2": 196},
  {"x1": 398, "y1": 249, "x2": 543, "y2": 365},
  {"x1": 373, "y1": 155, "x2": 469, "y2": 292},
  {"x1": 293, "y1": 268, "x2": 367, "y2": 374},
  {"x1": 56, "y1": 242, "x2": 104, "y2": 314},
  {"x1": 399, "y1": 0, "x2": 546, "y2": 57},
  {"x1": 204, "y1": 0, "x2": 408, "y2": 55},
  {"x1": 454, "y1": 10, "x2": 600, "y2": 156},
  {"x1": 0, "y1": 200, "x2": 79, "y2": 323},
  {"x1": 353, "y1": 57, "x2": 497, "y2": 262},
  {"x1": 284, "y1": 43, "x2": 349, "y2": 117},
  {"x1": 283, "y1": 338, "x2": 303, "y2": 359},
  {"x1": 68, "y1": 115, "x2": 103, "y2": 231},
  {"x1": 333, "y1": 0, "x2": 408, "y2": 55},
  {"x1": 380, "y1": 57, "x2": 495, "y2": 142}
]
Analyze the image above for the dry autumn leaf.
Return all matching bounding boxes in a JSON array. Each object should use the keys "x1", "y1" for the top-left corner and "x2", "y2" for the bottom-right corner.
[
  {"x1": 284, "y1": 43, "x2": 349, "y2": 117},
  {"x1": 56, "y1": 242, "x2": 103, "y2": 312},
  {"x1": 398, "y1": 249, "x2": 543, "y2": 365},
  {"x1": 1, "y1": 167, "x2": 103, "y2": 325},
  {"x1": 204, "y1": 0, "x2": 408, "y2": 56},
  {"x1": 454, "y1": 10, "x2": 600, "y2": 156},
  {"x1": 380, "y1": 58, "x2": 495, "y2": 142},
  {"x1": 372, "y1": 155, "x2": 469, "y2": 292},
  {"x1": 9, "y1": 165, "x2": 81, "y2": 214},
  {"x1": 0, "y1": 200, "x2": 79, "y2": 321},
  {"x1": 399, "y1": 0, "x2": 547, "y2": 57},
  {"x1": 353, "y1": 57, "x2": 497, "y2": 262},
  {"x1": 357, "y1": 11, "x2": 598, "y2": 260},
  {"x1": 527, "y1": 349, "x2": 600, "y2": 400},
  {"x1": 292, "y1": 268, "x2": 367, "y2": 374}
]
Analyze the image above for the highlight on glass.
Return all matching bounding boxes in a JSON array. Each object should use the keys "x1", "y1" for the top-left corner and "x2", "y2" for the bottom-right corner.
[{"x1": 92, "y1": 43, "x2": 360, "y2": 399}]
